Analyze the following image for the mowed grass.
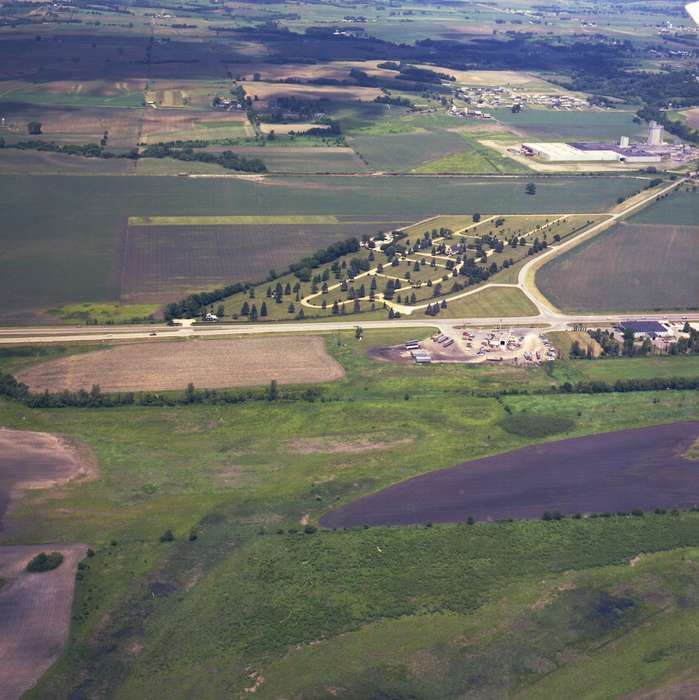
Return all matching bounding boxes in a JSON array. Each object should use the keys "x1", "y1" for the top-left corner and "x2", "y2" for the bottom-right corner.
[
  {"x1": 127, "y1": 215, "x2": 341, "y2": 226},
  {"x1": 438, "y1": 286, "x2": 539, "y2": 318}
]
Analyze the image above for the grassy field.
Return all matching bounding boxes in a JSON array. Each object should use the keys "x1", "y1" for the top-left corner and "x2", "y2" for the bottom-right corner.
[
  {"x1": 491, "y1": 108, "x2": 647, "y2": 141},
  {"x1": 0, "y1": 175, "x2": 643, "y2": 321},
  {"x1": 0, "y1": 331, "x2": 696, "y2": 697},
  {"x1": 537, "y1": 222, "x2": 699, "y2": 313},
  {"x1": 439, "y1": 286, "x2": 538, "y2": 319}
]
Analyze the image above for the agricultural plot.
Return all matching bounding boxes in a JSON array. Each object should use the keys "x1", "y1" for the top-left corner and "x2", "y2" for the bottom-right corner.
[
  {"x1": 0, "y1": 80, "x2": 146, "y2": 109},
  {"x1": 0, "y1": 174, "x2": 644, "y2": 321},
  {"x1": 0, "y1": 544, "x2": 87, "y2": 700},
  {"x1": 538, "y1": 222, "x2": 699, "y2": 312},
  {"x1": 321, "y1": 422, "x2": 699, "y2": 527},
  {"x1": 631, "y1": 188, "x2": 699, "y2": 226},
  {"x1": 121, "y1": 219, "x2": 407, "y2": 303},
  {"x1": 16, "y1": 337, "x2": 345, "y2": 392},
  {"x1": 491, "y1": 108, "x2": 646, "y2": 141},
  {"x1": 349, "y1": 130, "x2": 470, "y2": 172},
  {"x1": 231, "y1": 147, "x2": 369, "y2": 174},
  {"x1": 0, "y1": 102, "x2": 144, "y2": 148}
]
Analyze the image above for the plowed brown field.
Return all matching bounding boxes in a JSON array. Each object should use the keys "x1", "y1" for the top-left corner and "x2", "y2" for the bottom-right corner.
[
  {"x1": 16, "y1": 337, "x2": 344, "y2": 393},
  {"x1": 0, "y1": 544, "x2": 86, "y2": 700}
]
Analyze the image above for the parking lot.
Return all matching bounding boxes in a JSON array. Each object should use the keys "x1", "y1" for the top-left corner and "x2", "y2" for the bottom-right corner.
[{"x1": 404, "y1": 328, "x2": 557, "y2": 364}]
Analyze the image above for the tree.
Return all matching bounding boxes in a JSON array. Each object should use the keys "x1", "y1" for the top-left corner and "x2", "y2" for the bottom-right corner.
[
  {"x1": 260, "y1": 302, "x2": 268, "y2": 317},
  {"x1": 525, "y1": 183, "x2": 537, "y2": 195},
  {"x1": 26, "y1": 551, "x2": 64, "y2": 572},
  {"x1": 267, "y1": 379, "x2": 278, "y2": 401},
  {"x1": 249, "y1": 304, "x2": 258, "y2": 321},
  {"x1": 472, "y1": 213, "x2": 481, "y2": 222},
  {"x1": 355, "y1": 326, "x2": 363, "y2": 340},
  {"x1": 27, "y1": 121, "x2": 42, "y2": 135},
  {"x1": 287, "y1": 302, "x2": 295, "y2": 313},
  {"x1": 241, "y1": 301, "x2": 250, "y2": 316},
  {"x1": 159, "y1": 529, "x2": 174, "y2": 543},
  {"x1": 622, "y1": 328, "x2": 635, "y2": 357}
]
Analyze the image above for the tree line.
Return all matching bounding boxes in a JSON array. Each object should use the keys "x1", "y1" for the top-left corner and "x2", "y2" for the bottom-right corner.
[{"x1": 0, "y1": 139, "x2": 267, "y2": 173}]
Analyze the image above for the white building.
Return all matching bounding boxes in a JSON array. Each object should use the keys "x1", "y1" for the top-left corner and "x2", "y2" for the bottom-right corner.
[{"x1": 647, "y1": 121, "x2": 664, "y2": 146}]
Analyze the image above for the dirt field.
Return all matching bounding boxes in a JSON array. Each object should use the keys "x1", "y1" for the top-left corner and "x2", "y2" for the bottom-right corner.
[
  {"x1": 16, "y1": 337, "x2": 345, "y2": 393},
  {"x1": 120, "y1": 221, "x2": 405, "y2": 303},
  {"x1": 320, "y1": 422, "x2": 699, "y2": 527},
  {"x1": 0, "y1": 429, "x2": 96, "y2": 532},
  {"x1": 0, "y1": 543, "x2": 86, "y2": 700},
  {"x1": 537, "y1": 222, "x2": 699, "y2": 312}
]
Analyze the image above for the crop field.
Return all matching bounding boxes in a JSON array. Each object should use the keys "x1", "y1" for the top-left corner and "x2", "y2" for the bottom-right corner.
[
  {"x1": 491, "y1": 108, "x2": 647, "y2": 141},
  {"x1": 349, "y1": 130, "x2": 471, "y2": 172},
  {"x1": 16, "y1": 337, "x2": 344, "y2": 392},
  {"x1": 631, "y1": 188, "x2": 699, "y2": 226},
  {"x1": 234, "y1": 147, "x2": 369, "y2": 174},
  {"x1": 0, "y1": 174, "x2": 642, "y2": 321},
  {"x1": 0, "y1": 544, "x2": 87, "y2": 700},
  {"x1": 0, "y1": 80, "x2": 146, "y2": 109},
  {"x1": 0, "y1": 102, "x2": 144, "y2": 148},
  {"x1": 121, "y1": 219, "x2": 407, "y2": 302},
  {"x1": 321, "y1": 422, "x2": 699, "y2": 526},
  {"x1": 538, "y1": 222, "x2": 699, "y2": 312}
]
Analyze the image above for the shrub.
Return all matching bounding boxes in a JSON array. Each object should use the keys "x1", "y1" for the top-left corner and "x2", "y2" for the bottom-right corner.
[
  {"x1": 159, "y1": 529, "x2": 175, "y2": 543},
  {"x1": 26, "y1": 551, "x2": 64, "y2": 573},
  {"x1": 304, "y1": 525, "x2": 317, "y2": 534}
]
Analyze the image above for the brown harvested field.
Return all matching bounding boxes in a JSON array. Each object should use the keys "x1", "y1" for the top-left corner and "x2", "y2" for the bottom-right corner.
[
  {"x1": 0, "y1": 543, "x2": 87, "y2": 700},
  {"x1": 139, "y1": 108, "x2": 247, "y2": 143},
  {"x1": 537, "y1": 222, "x2": 699, "y2": 312},
  {"x1": 0, "y1": 429, "x2": 96, "y2": 532},
  {"x1": 241, "y1": 80, "x2": 382, "y2": 107},
  {"x1": 120, "y1": 221, "x2": 405, "y2": 303},
  {"x1": 0, "y1": 102, "x2": 144, "y2": 148},
  {"x1": 16, "y1": 337, "x2": 345, "y2": 393},
  {"x1": 680, "y1": 108, "x2": 699, "y2": 128},
  {"x1": 320, "y1": 422, "x2": 699, "y2": 527}
]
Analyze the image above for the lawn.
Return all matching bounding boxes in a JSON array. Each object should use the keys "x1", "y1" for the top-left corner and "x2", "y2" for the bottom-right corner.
[{"x1": 438, "y1": 286, "x2": 538, "y2": 319}]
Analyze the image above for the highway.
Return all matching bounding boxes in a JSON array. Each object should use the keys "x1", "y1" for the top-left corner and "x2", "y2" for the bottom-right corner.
[{"x1": 0, "y1": 176, "x2": 694, "y2": 346}]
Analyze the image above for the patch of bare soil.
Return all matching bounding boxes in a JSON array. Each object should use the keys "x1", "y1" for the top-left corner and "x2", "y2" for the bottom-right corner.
[
  {"x1": 289, "y1": 436, "x2": 413, "y2": 454},
  {"x1": 0, "y1": 543, "x2": 87, "y2": 700},
  {"x1": 0, "y1": 428, "x2": 97, "y2": 532},
  {"x1": 16, "y1": 337, "x2": 344, "y2": 393}
]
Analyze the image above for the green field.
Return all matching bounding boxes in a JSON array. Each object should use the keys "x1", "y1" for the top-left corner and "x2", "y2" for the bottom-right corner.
[
  {"x1": 491, "y1": 108, "x2": 647, "y2": 141},
  {"x1": 631, "y1": 188, "x2": 699, "y2": 226},
  {"x1": 439, "y1": 286, "x2": 538, "y2": 318},
  {"x1": 0, "y1": 332, "x2": 697, "y2": 698},
  {"x1": 0, "y1": 174, "x2": 644, "y2": 321}
]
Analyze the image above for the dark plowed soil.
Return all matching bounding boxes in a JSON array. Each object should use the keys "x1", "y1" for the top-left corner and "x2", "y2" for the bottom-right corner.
[{"x1": 320, "y1": 422, "x2": 699, "y2": 528}]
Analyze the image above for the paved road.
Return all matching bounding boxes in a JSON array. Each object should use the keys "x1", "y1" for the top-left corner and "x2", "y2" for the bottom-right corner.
[
  {"x1": 0, "y1": 310, "x2": 696, "y2": 346},
  {"x1": 0, "y1": 176, "x2": 694, "y2": 346}
]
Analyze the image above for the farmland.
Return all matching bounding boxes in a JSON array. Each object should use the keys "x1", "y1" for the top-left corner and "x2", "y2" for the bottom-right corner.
[
  {"x1": 0, "y1": 330, "x2": 698, "y2": 697},
  {"x1": 0, "y1": 544, "x2": 87, "y2": 700},
  {"x1": 537, "y1": 222, "x2": 699, "y2": 312},
  {"x1": 0, "y1": 174, "x2": 642, "y2": 321},
  {"x1": 121, "y1": 219, "x2": 408, "y2": 303},
  {"x1": 1, "y1": 0, "x2": 699, "y2": 696},
  {"x1": 321, "y1": 422, "x2": 699, "y2": 526},
  {"x1": 15, "y1": 337, "x2": 344, "y2": 392}
]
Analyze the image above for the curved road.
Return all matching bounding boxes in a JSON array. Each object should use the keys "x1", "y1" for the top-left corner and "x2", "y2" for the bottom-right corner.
[{"x1": 0, "y1": 177, "x2": 694, "y2": 346}]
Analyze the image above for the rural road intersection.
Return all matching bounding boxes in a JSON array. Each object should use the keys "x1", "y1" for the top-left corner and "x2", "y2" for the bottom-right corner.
[{"x1": 0, "y1": 177, "x2": 694, "y2": 346}]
